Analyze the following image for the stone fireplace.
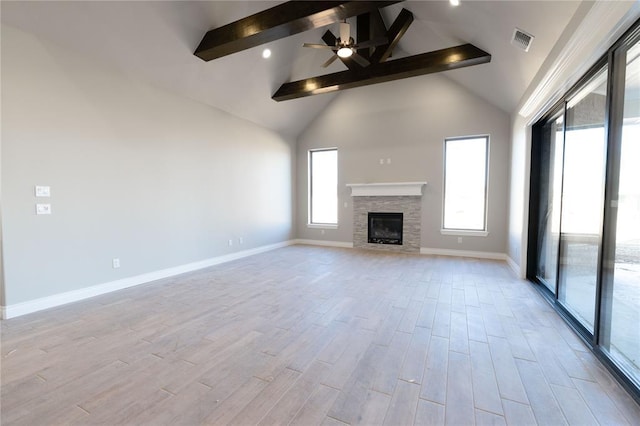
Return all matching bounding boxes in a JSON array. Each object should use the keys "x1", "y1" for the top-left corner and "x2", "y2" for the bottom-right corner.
[{"x1": 347, "y1": 182, "x2": 426, "y2": 254}]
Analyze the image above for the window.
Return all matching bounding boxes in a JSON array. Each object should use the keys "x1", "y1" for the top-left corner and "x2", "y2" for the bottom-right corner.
[
  {"x1": 309, "y1": 148, "x2": 337, "y2": 225},
  {"x1": 443, "y1": 136, "x2": 489, "y2": 232}
]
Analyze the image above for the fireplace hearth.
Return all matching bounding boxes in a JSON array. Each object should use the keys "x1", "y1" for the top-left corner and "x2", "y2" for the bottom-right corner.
[{"x1": 368, "y1": 212, "x2": 403, "y2": 245}]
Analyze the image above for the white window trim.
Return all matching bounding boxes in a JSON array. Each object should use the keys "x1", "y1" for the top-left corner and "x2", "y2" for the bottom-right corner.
[
  {"x1": 307, "y1": 223, "x2": 339, "y2": 230},
  {"x1": 440, "y1": 229, "x2": 489, "y2": 237},
  {"x1": 442, "y1": 135, "x2": 490, "y2": 233}
]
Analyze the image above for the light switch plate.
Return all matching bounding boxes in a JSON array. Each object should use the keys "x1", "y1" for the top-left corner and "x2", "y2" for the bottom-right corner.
[
  {"x1": 35, "y1": 186, "x2": 51, "y2": 197},
  {"x1": 36, "y1": 204, "x2": 52, "y2": 215}
]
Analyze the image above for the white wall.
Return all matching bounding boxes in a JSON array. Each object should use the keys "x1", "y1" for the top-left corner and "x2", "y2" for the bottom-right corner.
[
  {"x1": 508, "y1": 114, "x2": 530, "y2": 274},
  {"x1": 296, "y1": 73, "x2": 510, "y2": 255},
  {"x1": 1, "y1": 26, "x2": 295, "y2": 307},
  {"x1": 0, "y1": 103, "x2": 4, "y2": 307}
]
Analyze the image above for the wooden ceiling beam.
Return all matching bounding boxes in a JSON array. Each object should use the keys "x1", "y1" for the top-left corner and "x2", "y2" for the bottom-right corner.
[
  {"x1": 356, "y1": 9, "x2": 387, "y2": 60},
  {"x1": 194, "y1": 1, "x2": 403, "y2": 61},
  {"x1": 272, "y1": 44, "x2": 491, "y2": 101},
  {"x1": 356, "y1": 13, "x2": 371, "y2": 61},
  {"x1": 370, "y1": 8, "x2": 414, "y2": 64}
]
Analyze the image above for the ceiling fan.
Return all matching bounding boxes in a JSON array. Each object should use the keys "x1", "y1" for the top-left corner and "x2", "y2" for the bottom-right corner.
[{"x1": 303, "y1": 21, "x2": 388, "y2": 68}]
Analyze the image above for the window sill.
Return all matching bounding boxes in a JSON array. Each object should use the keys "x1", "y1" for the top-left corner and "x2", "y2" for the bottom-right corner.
[
  {"x1": 307, "y1": 223, "x2": 338, "y2": 230},
  {"x1": 441, "y1": 229, "x2": 489, "y2": 237}
]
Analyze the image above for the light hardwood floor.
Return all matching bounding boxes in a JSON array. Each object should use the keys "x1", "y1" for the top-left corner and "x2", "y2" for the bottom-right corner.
[{"x1": 2, "y1": 245, "x2": 639, "y2": 425}]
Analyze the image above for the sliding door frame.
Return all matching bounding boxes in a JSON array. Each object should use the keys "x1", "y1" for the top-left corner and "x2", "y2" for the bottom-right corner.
[{"x1": 527, "y1": 19, "x2": 640, "y2": 403}]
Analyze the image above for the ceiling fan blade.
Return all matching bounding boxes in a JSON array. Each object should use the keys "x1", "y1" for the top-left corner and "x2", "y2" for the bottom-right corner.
[
  {"x1": 321, "y1": 54, "x2": 339, "y2": 68},
  {"x1": 339, "y1": 21, "x2": 350, "y2": 44},
  {"x1": 353, "y1": 36, "x2": 388, "y2": 49},
  {"x1": 303, "y1": 43, "x2": 336, "y2": 50},
  {"x1": 350, "y1": 52, "x2": 371, "y2": 67}
]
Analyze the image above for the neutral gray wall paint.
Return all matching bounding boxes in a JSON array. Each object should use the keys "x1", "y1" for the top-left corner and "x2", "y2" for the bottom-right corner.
[
  {"x1": 1, "y1": 26, "x2": 294, "y2": 306},
  {"x1": 508, "y1": 114, "x2": 530, "y2": 275},
  {"x1": 296, "y1": 73, "x2": 510, "y2": 254},
  {"x1": 1, "y1": 103, "x2": 4, "y2": 307}
]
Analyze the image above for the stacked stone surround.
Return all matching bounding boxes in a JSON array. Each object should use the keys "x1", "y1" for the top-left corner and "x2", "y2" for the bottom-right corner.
[{"x1": 353, "y1": 195, "x2": 421, "y2": 253}]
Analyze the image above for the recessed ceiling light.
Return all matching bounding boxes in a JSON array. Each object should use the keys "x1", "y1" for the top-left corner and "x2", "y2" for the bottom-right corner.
[
  {"x1": 450, "y1": 0, "x2": 460, "y2": 6},
  {"x1": 262, "y1": 48, "x2": 271, "y2": 59}
]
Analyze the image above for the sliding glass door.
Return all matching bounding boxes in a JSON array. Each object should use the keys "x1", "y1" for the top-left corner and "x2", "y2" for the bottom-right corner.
[
  {"x1": 600, "y1": 39, "x2": 640, "y2": 388},
  {"x1": 529, "y1": 24, "x2": 640, "y2": 396},
  {"x1": 535, "y1": 114, "x2": 564, "y2": 294},
  {"x1": 558, "y1": 68, "x2": 608, "y2": 332}
]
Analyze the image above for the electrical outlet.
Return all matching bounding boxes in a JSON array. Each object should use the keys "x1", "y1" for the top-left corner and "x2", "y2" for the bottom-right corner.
[
  {"x1": 112, "y1": 258, "x2": 120, "y2": 268},
  {"x1": 321, "y1": 229, "x2": 325, "y2": 235},
  {"x1": 239, "y1": 237, "x2": 243, "y2": 245},
  {"x1": 228, "y1": 239, "x2": 233, "y2": 246},
  {"x1": 379, "y1": 159, "x2": 384, "y2": 165},
  {"x1": 458, "y1": 237, "x2": 463, "y2": 244}
]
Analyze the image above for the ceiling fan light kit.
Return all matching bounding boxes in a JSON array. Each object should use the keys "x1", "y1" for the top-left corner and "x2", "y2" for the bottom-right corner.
[
  {"x1": 303, "y1": 20, "x2": 382, "y2": 67},
  {"x1": 300, "y1": 37, "x2": 362, "y2": 67},
  {"x1": 337, "y1": 47, "x2": 353, "y2": 58}
]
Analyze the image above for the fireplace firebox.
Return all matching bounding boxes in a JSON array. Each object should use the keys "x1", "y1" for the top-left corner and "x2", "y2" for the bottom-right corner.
[{"x1": 368, "y1": 212, "x2": 403, "y2": 245}]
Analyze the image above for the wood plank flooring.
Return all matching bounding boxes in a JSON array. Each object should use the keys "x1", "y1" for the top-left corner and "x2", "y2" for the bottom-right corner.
[{"x1": 2, "y1": 245, "x2": 639, "y2": 425}]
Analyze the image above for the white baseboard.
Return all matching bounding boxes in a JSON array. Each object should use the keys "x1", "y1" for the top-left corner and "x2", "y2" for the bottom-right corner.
[
  {"x1": 294, "y1": 239, "x2": 354, "y2": 249},
  {"x1": 420, "y1": 247, "x2": 508, "y2": 261},
  {"x1": 506, "y1": 256, "x2": 521, "y2": 277},
  {"x1": 1, "y1": 240, "x2": 295, "y2": 320}
]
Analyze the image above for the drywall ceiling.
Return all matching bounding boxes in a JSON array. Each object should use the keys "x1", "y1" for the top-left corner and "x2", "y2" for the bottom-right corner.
[{"x1": 1, "y1": 1, "x2": 582, "y2": 138}]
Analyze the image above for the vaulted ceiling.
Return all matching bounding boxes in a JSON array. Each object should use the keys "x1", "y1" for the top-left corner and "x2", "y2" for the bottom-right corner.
[{"x1": 1, "y1": 1, "x2": 581, "y2": 137}]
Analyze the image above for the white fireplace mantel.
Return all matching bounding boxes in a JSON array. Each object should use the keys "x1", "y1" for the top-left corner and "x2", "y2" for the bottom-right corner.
[{"x1": 346, "y1": 182, "x2": 427, "y2": 197}]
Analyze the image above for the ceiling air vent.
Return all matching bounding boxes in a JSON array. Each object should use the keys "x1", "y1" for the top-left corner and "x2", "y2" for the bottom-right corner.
[{"x1": 512, "y1": 28, "x2": 534, "y2": 52}]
